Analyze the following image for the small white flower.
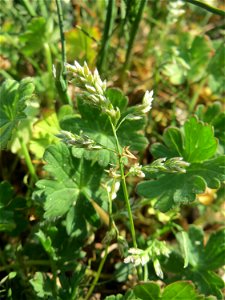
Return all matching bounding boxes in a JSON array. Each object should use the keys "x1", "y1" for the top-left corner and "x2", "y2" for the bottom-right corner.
[
  {"x1": 111, "y1": 181, "x2": 120, "y2": 200},
  {"x1": 129, "y1": 163, "x2": 145, "y2": 178},
  {"x1": 142, "y1": 90, "x2": 154, "y2": 113},
  {"x1": 106, "y1": 180, "x2": 120, "y2": 200},
  {"x1": 153, "y1": 259, "x2": 164, "y2": 279},
  {"x1": 124, "y1": 248, "x2": 149, "y2": 267},
  {"x1": 135, "y1": 90, "x2": 154, "y2": 115},
  {"x1": 65, "y1": 61, "x2": 111, "y2": 112},
  {"x1": 128, "y1": 248, "x2": 143, "y2": 255},
  {"x1": 141, "y1": 253, "x2": 149, "y2": 265}
]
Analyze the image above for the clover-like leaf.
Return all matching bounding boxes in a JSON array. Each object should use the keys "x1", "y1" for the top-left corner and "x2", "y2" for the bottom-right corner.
[
  {"x1": 34, "y1": 143, "x2": 104, "y2": 233},
  {"x1": 137, "y1": 116, "x2": 224, "y2": 212},
  {"x1": 195, "y1": 102, "x2": 225, "y2": 154},
  {"x1": 0, "y1": 78, "x2": 35, "y2": 149},
  {"x1": 151, "y1": 117, "x2": 217, "y2": 163},
  {"x1": 139, "y1": 116, "x2": 222, "y2": 211},
  {"x1": 163, "y1": 226, "x2": 224, "y2": 299},
  {"x1": 133, "y1": 280, "x2": 212, "y2": 300},
  {"x1": 29, "y1": 111, "x2": 60, "y2": 159},
  {"x1": 137, "y1": 156, "x2": 225, "y2": 212},
  {"x1": 60, "y1": 88, "x2": 148, "y2": 166},
  {"x1": 162, "y1": 35, "x2": 211, "y2": 85},
  {"x1": 19, "y1": 17, "x2": 56, "y2": 56}
]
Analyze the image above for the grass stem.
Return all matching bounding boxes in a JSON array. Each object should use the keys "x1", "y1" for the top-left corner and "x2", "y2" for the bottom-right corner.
[
  {"x1": 120, "y1": 0, "x2": 147, "y2": 85},
  {"x1": 185, "y1": 0, "x2": 225, "y2": 16},
  {"x1": 109, "y1": 119, "x2": 137, "y2": 249},
  {"x1": 96, "y1": 0, "x2": 115, "y2": 73},
  {"x1": 55, "y1": 0, "x2": 72, "y2": 106},
  {"x1": 84, "y1": 244, "x2": 109, "y2": 300},
  {"x1": 18, "y1": 136, "x2": 38, "y2": 183},
  {"x1": 21, "y1": 0, "x2": 36, "y2": 17}
]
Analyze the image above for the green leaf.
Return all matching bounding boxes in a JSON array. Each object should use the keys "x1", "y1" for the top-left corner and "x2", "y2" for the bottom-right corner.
[
  {"x1": 187, "y1": 36, "x2": 211, "y2": 83},
  {"x1": 203, "y1": 228, "x2": 225, "y2": 271},
  {"x1": 151, "y1": 117, "x2": 217, "y2": 163},
  {"x1": 164, "y1": 226, "x2": 225, "y2": 299},
  {"x1": 19, "y1": 17, "x2": 48, "y2": 56},
  {"x1": 0, "y1": 181, "x2": 14, "y2": 208},
  {"x1": 60, "y1": 88, "x2": 148, "y2": 166},
  {"x1": 36, "y1": 230, "x2": 57, "y2": 260},
  {"x1": 177, "y1": 226, "x2": 204, "y2": 269},
  {"x1": 133, "y1": 282, "x2": 160, "y2": 300},
  {"x1": 162, "y1": 36, "x2": 211, "y2": 85},
  {"x1": 195, "y1": 102, "x2": 225, "y2": 154},
  {"x1": 207, "y1": 43, "x2": 225, "y2": 94},
  {"x1": 0, "y1": 78, "x2": 35, "y2": 149},
  {"x1": 133, "y1": 281, "x2": 208, "y2": 300},
  {"x1": 176, "y1": 231, "x2": 189, "y2": 268},
  {"x1": 34, "y1": 143, "x2": 104, "y2": 236},
  {"x1": 30, "y1": 110, "x2": 60, "y2": 159},
  {"x1": 183, "y1": 117, "x2": 217, "y2": 162},
  {"x1": 162, "y1": 281, "x2": 204, "y2": 300},
  {"x1": 29, "y1": 272, "x2": 52, "y2": 298},
  {"x1": 138, "y1": 116, "x2": 224, "y2": 212},
  {"x1": 137, "y1": 156, "x2": 225, "y2": 212},
  {"x1": 0, "y1": 209, "x2": 15, "y2": 231}
]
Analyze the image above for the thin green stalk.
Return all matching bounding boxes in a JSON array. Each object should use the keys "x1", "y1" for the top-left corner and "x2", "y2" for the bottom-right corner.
[
  {"x1": 76, "y1": 25, "x2": 99, "y2": 43},
  {"x1": 84, "y1": 244, "x2": 109, "y2": 300},
  {"x1": 21, "y1": 0, "x2": 37, "y2": 17},
  {"x1": 120, "y1": 0, "x2": 147, "y2": 85},
  {"x1": 189, "y1": 76, "x2": 208, "y2": 112},
  {"x1": 0, "y1": 70, "x2": 14, "y2": 80},
  {"x1": 18, "y1": 137, "x2": 38, "y2": 182},
  {"x1": 39, "y1": 0, "x2": 48, "y2": 18},
  {"x1": 96, "y1": 0, "x2": 115, "y2": 73},
  {"x1": 44, "y1": 43, "x2": 53, "y2": 77},
  {"x1": 43, "y1": 42, "x2": 55, "y2": 102},
  {"x1": 110, "y1": 118, "x2": 143, "y2": 280},
  {"x1": 55, "y1": 0, "x2": 66, "y2": 79},
  {"x1": 185, "y1": 0, "x2": 225, "y2": 16},
  {"x1": 109, "y1": 119, "x2": 137, "y2": 249},
  {"x1": 55, "y1": 0, "x2": 72, "y2": 106},
  {"x1": 82, "y1": 189, "x2": 115, "y2": 299},
  {"x1": 143, "y1": 264, "x2": 148, "y2": 281}
]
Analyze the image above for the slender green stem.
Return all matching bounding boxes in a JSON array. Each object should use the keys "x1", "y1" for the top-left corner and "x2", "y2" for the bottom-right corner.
[
  {"x1": 143, "y1": 264, "x2": 148, "y2": 281},
  {"x1": 44, "y1": 43, "x2": 53, "y2": 76},
  {"x1": 0, "y1": 69, "x2": 14, "y2": 80},
  {"x1": 76, "y1": 25, "x2": 99, "y2": 43},
  {"x1": 185, "y1": 0, "x2": 225, "y2": 16},
  {"x1": 43, "y1": 42, "x2": 55, "y2": 102},
  {"x1": 96, "y1": 0, "x2": 115, "y2": 73},
  {"x1": 109, "y1": 119, "x2": 137, "y2": 249},
  {"x1": 189, "y1": 76, "x2": 208, "y2": 112},
  {"x1": 39, "y1": 0, "x2": 48, "y2": 18},
  {"x1": 21, "y1": 0, "x2": 36, "y2": 17},
  {"x1": 55, "y1": 0, "x2": 72, "y2": 106},
  {"x1": 84, "y1": 244, "x2": 109, "y2": 300},
  {"x1": 120, "y1": 0, "x2": 147, "y2": 85},
  {"x1": 55, "y1": 0, "x2": 66, "y2": 80},
  {"x1": 18, "y1": 137, "x2": 38, "y2": 182}
]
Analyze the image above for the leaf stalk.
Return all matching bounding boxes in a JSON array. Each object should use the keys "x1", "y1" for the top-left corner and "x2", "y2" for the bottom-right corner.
[{"x1": 18, "y1": 136, "x2": 38, "y2": 182}]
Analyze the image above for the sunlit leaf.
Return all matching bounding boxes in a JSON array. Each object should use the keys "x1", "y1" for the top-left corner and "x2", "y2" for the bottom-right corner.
[{"x1": 0, "y1": 78, "x2": 35, "y2": 149}]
